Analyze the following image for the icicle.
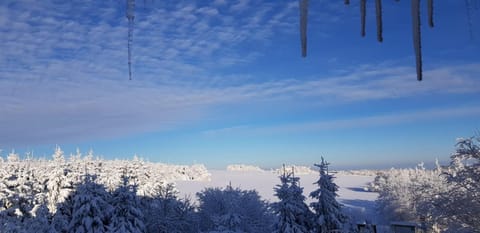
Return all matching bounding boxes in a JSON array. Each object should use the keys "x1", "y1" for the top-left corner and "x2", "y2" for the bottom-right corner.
[
  {"x1": 361, "y1": 0, "x2": 366, "y2": 37},
  {"x1": 345, "y1": 0, "x2": 350, "y2": 5},
  {"x1": 126, "y1": 0, "x2": 135, "y2": 80},
  {"x1": 299, "y1": 0, "x2": 308, "y2": 57},
  {"x1": 427, "y1": 0, "x2": 434, "y2": 27},
  {"x1": 465, "y1": 0, "x2": 475, "y2": 40},
  {"x1": 376, "y1": 0, "x2": 383, "y2": 42},
  {"x1": 411, "y1": 0, "x2": 422, "y2": 81}
]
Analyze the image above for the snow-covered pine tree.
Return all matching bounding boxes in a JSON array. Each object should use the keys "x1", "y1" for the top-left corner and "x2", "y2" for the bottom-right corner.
[
  {"x1": 25, "y1": 203, "x2": 56, "y2": 233},
  {"x1": 142, "y1": 182, "x2": 197, "y2": 233},
  {"x1": 51, "y1": 193, "x2": 75, "y2": 232},
  {"x1": 309, "y1": 157, "x2": 347, "y2": 233},
  {"x1": 47, "y1": 146, "x2": 76, "y2": 214},
  {"x1": 46, "y1": 167, "x2": 75, "y2": 213},
  {"x1": 68, "y1": 174, "x2": 114, "y2": 233},
  {"x1": 272, "y1": 166, "x2": 313, "y2": 233},
  {"x1": 108, "y1": 172, "x2": 145, "y2": 233},
  {"x1": 52, "y1": 145, "x2": 66, "y2": 164}
]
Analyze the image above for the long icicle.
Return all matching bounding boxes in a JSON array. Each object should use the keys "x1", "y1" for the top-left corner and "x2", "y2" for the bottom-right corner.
[
  {"x1": 361, "y1": 0, "x2": 366, "y2": 37},
  {"x1": 465, "y1": 0, "x2": 475, "y2": 40},
  {"x1": 126, "y1": 0, "x2": 135, "y2": 80},
  {"x1": 428, "y1": 0, "x2": 434, "y2": 27},
  {"x1": 299, "y1": 0, "x2": 308, "y2": 57},
  {"x1": 411, "y1": 0, "x2": 422, "y2": 81},
  {"x1": 376, "y1": 0, "x2": 383, "y2": 42}
]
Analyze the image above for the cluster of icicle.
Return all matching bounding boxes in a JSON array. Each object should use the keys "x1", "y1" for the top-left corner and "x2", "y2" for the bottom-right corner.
[
  {"x1": 300, "y1": 0, "x2": 436, "y2": 81},
  {"x1": 126, "y1": 0, "x2": 135, "y2": 80}
]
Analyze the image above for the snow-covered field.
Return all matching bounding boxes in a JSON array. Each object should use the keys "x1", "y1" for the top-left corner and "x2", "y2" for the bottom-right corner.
[{"x1": 176, "y1": 169, "x2": 378, "y2": 222}]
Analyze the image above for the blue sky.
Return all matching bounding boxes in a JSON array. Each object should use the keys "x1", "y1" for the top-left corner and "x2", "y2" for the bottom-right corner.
[{"x1": 0, "y1": 0, "x2": 479, "y2": 169}]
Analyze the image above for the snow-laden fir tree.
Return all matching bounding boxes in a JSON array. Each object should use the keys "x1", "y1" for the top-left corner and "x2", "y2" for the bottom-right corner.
[
  {"x1": 272, "y1": 166, "x2": 313, "y2": 233},
  {"x1": 24, "y1": 203, "x2": 56, "y2": 233},
  {"x1": 142, "y1": 182, "x2": 197, "y2": 233},
  {"x1": 47, "y1": 146, "x2": 76, "y2": 214},
  {"x1": 52, "y1": 145, "x2": 66, "y2": 164},
  {"x1": 309, "y1": 157, "x2": 347, "y2": 233},
  {"x1": 68, "y1": 174, "x2": 114, "y2": 233},
  {"x1": 108, "y1": 172, "x2": 145, "y2": 233}
]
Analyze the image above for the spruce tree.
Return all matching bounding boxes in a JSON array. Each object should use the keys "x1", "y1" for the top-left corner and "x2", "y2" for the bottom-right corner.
[
  {"x1": 108, "y1": 173, "x2": 145, "y2": 233},
  {"x1": 68, "y1": 174, "x2": 113, "y2": 233},
  {"x1": 309, "y1": 157, "x2": 347, "y2": 233},
  {"x1": 273, "y1": 166, "x2": 313, "y2": 233}
]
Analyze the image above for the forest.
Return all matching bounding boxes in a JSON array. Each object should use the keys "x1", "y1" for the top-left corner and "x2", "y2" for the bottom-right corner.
[{"x1": 0, "y1": 136, "x2": 479, "y2": 233}]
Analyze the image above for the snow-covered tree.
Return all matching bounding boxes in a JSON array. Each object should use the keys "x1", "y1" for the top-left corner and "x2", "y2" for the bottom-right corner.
[
  {"x1": 52, "y1": 145, "x2": 66, "y2": 164},
  {"x1": 108, "y1": 173, "x2": 145, "y2": 233},
  {"x1": 25, "y1": 203, "x2": 56, "y2": 233},
  {"x1": 142, "y1": 182, "x2": 197, "y2": 233},
  {"x1": 197, "y1": 184, "x2": 274, "y2": 233},
  {"x1": 68, "y1": 174, "x2": 114, "y2": 233},
  {"x1": 51, "y1": 196, "x2": 74, "y2": 233},
  {"x1": 272, "y1": 167, "x2": 313, "y2": 233},
  {"x1": 46, "y1": 166, "x2": 75, "y2": 214},
  {"x1": 309, "y1": 157, "x2": 347, "y2": 233},
  {"x1": 7, "y1": 149, "x2": 20, "y2": 163},
  {"x1": 435, "y1": 136, "x2": 480, "y2": 232},
  {"x1": 374, "y1": 162, "x2": 449, "y2": 228}
]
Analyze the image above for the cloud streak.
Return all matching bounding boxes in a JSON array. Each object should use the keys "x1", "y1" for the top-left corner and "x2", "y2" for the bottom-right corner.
[
  {"x1": 0, "y1": 1, "x2": 479, "y2": 146},
  {"x1": 1, "y1": 61, "x2": 479, "y2": 145},
  {"x1": 202, "y1": 105, "x2": 480, "y2": 137}
]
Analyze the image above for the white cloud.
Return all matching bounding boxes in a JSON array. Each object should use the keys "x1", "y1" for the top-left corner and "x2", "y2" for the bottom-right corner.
[
  {"x1": 0, "y1": 1, "x2": 479, "y2": 146},
  {"x1": 1, "y1": 61, "x2": 478, "y2": 145}
]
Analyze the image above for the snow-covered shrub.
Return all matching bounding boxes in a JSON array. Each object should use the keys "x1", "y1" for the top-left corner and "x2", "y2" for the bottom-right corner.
[
  {"x1": 197, "y1": 185, "x2": 274, "y2": 233},
  {"x1": 273, "y1": 165, "x2": 315, "y2": 175},
  {"x1": 434, "y1": 137, "x2": 480, "y2": 232},
  {"x1": 375, "y1": 162, "x2": 448, "y2": 227}
]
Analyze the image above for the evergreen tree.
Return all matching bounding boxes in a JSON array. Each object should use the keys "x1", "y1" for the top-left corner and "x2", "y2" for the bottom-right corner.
[
  {"x1": 143, "y1": 183, "x2": 197, "y2": 233},
  {"x1": 47, "y1": 146, "x2": 75, "y2": 214},
  {"x1": 52, "y1": 145, "x2": 66, "y2": 164},
  {"x1": 108, "y1": 173, "x2": 145, "y2": 233},
  {"x1": 309, "y1": 157, "x2": 347, "y2": 233},
  {"x1": 68, "y1": 174, "x2": 113, "y2": 233},
  {"x1": 272, "y1": 166, "x2": 313, "y2": 233},
  {"x1": 25, "y1": 203, "x2": 56, "y2": 233}
]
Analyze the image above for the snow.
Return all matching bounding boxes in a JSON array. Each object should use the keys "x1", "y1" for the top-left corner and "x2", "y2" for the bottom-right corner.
[{"x1": 176, "y1": 170, "x2": 378, "y2": 221}]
